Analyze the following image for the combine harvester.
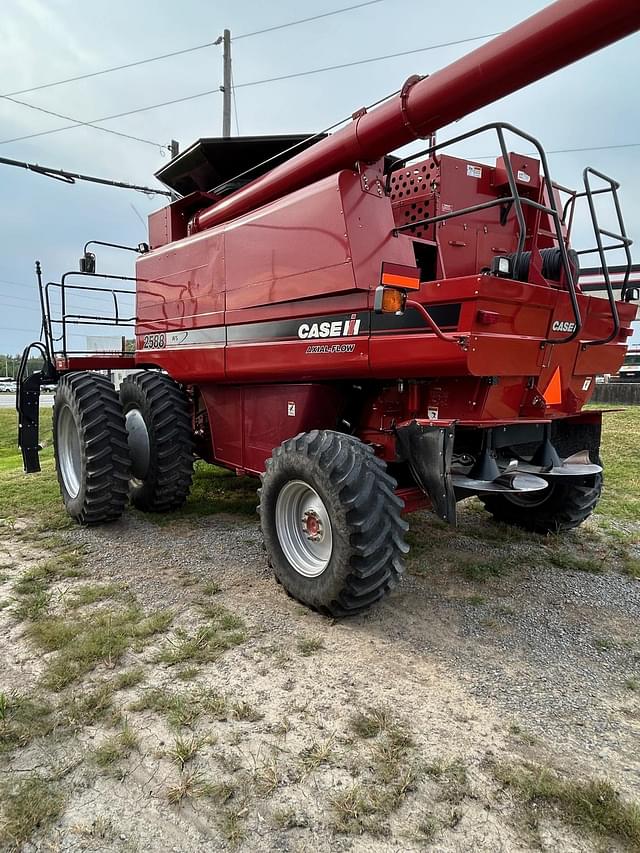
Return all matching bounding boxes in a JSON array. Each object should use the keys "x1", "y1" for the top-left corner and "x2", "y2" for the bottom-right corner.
[{"x1": 17, "y1": 0, "x2": 640, "y2": 615}]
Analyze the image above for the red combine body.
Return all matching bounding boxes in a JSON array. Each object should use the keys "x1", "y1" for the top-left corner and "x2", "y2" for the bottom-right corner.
[{"x1": 18, "y1": 0, "x2": 640, "y2": 616}]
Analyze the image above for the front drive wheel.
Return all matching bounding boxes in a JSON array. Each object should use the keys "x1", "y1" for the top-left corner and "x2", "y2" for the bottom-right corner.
[
  {"x1": 53, "y1": 372, "x2": 131, "y2": 524},
  {"x1": 259, "y1": 431, "x2": 409, "y2": 617}
]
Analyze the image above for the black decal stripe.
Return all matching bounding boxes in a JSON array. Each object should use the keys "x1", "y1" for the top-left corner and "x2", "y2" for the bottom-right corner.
[
  {"x1": 371, "y1": 303, "x2": 461, "y2": 334},
  {"x1": 149, "y1": 303, "x2": 461, "y2": 347},
  {"x1": 226, "y1": 312, "x2": 370, "y2": 343}
]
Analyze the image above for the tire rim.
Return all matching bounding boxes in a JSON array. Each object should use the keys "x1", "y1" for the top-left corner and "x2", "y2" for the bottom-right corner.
[
  {"x1": 275, "y1": 480, "x2": 333, "y2": 577},
  {"x1": 125, "y1": 408, "x2": 150, "y2": 481},
  {"x1": 57, "y1": 404, "x2": 82, "y2": 499}
]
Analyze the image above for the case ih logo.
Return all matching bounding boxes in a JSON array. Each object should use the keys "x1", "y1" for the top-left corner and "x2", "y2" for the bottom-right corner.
[
  {"x1": 552, "y1": 321, "x2": 577, "y2": 333},
  {"x1": 297, "y1": 314, "x2": 362, "y2": 340}
]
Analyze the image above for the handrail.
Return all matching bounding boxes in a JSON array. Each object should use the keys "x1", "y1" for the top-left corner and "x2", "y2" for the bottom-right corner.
[
  {"x1": 580, "y1": 167, "x2": 632, "y2": 346},
  {"x1": 389, "y1": 122, "x2": 582, "y2": 345}
]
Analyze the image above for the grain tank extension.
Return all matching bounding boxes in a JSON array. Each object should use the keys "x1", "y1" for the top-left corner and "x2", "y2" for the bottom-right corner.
[{"x1": 18, "y1": 0, "x2": 640, "y2": 616}]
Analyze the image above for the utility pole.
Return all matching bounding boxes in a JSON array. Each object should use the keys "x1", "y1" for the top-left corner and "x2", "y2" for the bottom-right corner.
[
  {"x1": 221, "y1": 29, "x2": 232, "y2": 137},
  {"x1": 169, "y1": 140, "x2": 179, "y2": 159}
]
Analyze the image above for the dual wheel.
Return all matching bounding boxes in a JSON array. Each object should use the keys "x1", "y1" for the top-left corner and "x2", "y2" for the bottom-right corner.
[
  {"x1": 53, "y1": 374, "x2": 410, "y2": 617},
  {"x1": 53, "y1": 371, "x2": 602, "y2": 618},
  {"x1": 53, "y1": 371, "x2": 194, "y2": 524}
]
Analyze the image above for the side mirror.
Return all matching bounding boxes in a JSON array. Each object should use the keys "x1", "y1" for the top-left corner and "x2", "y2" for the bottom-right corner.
[{"x1": 79, "y1": 251, "x2": 96, "y2": 274}]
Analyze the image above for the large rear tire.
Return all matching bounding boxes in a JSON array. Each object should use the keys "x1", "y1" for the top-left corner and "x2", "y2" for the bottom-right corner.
[
  {"x1": 259, "y1": 431, "x2": 409, "y2": 617},
  {"x1": 119, "y1": 372, "x2": 194, "y2": 512},
  {"x1": 480, "y1": 466, "x2": 602, "y2": 533},
  {"x1": 53, "y1": 372, "x2": 130, "y2": 524}
]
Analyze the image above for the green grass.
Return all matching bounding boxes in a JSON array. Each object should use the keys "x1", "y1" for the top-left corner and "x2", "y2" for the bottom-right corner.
[
  {"x1": 155, "y1": 606, "x2": 246, "y2": 667},
  {"x1": 297, "y1": 636, "x2": 324, "y2": 656},
  {"x1": 494, "y1": 762, "x2": 640, "y2": 848},
  {"x1": 593, "y1": 406, "x2": 640, "y2": 521},
  {"x1": 0, "y1": 410, "x2": 71, "y2": 530},
  {"x1": 143, "y1": 461, "x2": 257, "y2": 524},
  {"x1": 0, "y1": 774, "x2": 65, "y2": 847},
  {"x1": 548, "y1": 551, "x2": 604, "y2": 573},
  {"x1": 129, "y1": 686, "x2": 227, "y2": 727},
  {"x1": 30, "y1": 607, "x2": 173, "y2": 691},
  {"x1": 94, "y1": 725, "x2": 138, "y2": 767},
  {"x1": 350, "y1": 707, "x2": 391, "y2": 739},
  {"x1": 0, "y1": 691, "x2": 55, "y2": 752}
]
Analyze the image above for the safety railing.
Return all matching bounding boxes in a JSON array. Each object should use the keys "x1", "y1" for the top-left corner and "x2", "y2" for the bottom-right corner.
[
  {"x1": 41, "y1": 269, "x2": 137, "y2": 359},
  {"x1": 387, "y1": 122, "x2": 583, "y2": 345},
  {"x1": 561, "y1": 167, "x2": 633, "y2": 347}
]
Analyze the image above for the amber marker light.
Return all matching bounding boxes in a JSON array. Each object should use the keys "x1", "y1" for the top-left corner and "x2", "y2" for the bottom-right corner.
[{"x1": 374, "y1": 285, "x2": 407, "y2": 315}]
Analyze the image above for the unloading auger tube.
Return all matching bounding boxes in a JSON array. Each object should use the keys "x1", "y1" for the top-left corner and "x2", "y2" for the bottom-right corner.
[{"x1": 190, "y1": 0, "x2": 640, "y2": 233}]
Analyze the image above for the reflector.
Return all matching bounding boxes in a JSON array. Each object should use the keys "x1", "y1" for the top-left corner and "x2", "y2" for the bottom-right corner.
[{"x1": 543, "y1": 366, "x2": 563, "y2": 405}]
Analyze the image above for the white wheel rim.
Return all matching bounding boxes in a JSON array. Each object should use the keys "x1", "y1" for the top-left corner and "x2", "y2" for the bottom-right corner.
[
  {"x1": 58, "y1": 404, "x2": 82, "y2": 499},
  {"x1": 275, "y1": 480, "x2": 333, "y2": 577},
  {"x1": 125, "y1": 408, "x2": 150, "y2": 481}
]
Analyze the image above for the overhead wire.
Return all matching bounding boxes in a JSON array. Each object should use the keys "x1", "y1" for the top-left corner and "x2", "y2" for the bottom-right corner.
[
  {"x1": 0, "y1": 0, "x2": 386, "y2": 99},
  {"x1": 0, "y1": 32, "x2": 501, "y2": 147},
  {"x1": 1, "y1": 94, "x2": 167, "y2": 149}
]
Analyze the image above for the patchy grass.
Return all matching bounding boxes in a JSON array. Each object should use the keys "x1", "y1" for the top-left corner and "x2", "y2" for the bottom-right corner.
[
  {"x1": 60, "y1": 682, "x2": 117, "y2": 728},
  {"x1": 202, "y1": 580, "x2": 221, "y2": 596},
  {"x1": 548, "y1": 551, "x2": 604, "y2": 573},
  {"x1": 299, "y1": 737, "x2": 335, "y2": 773},
  {"x1": 494, "y1": 761, "x2": 640, "y2": 848},
  {"x1": 67, "y1": 582, "x2": 126, "y2": 609},
  {"x1": 94, "y1": 725, "x2": 138, "y2": 767},
  {"x1": 331, "y1": 712, "x2": 420, "y2": 835},
  {"x1": 624, "y1": 677, "x2": 639, "y2": 693},
  {"x1": 0, "y1": 774, "x2": 65, "y2": 847},
  {"x1": 459, "y1": 556, "x2": 509, "y2": 582},
  {"x1": 623, "y1": 555, "x2": 640, "y2": 579},
  {"x1": 169, "y1": 733, "x2": 207, "y2": 769},
  {"x1": 166, "y1": 770, "x2": 207, "y2": 804},
  {"x1": 30, "y1": 607, "x2": 173, "y2": 691},
  {"x1": 218, "y1": 803, "x2": 248, "y2": 848},
  {"x1": 231, "y1": 700, "x2": 264, "y2": 722},
  {"x1": 129, "y1": 686, "x2": 227, "y2": 727},
  {"x1": 156, "y1": 606, "x2": 246, "y2": 667},
  {"x1": 350, "y1": 707, "x2": 391, "y2": 739},
  {"x1": 0, "y1": 691, "x2": 55, "y2": 751},
  {"x1": 113, "y1": 667, "x2": 145, "y2": 690},
  {"x1": 297, "y1": 636, "x2": 324, "y2": 656}
]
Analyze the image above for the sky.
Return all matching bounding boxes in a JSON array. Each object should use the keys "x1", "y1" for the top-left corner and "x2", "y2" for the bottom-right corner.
[{"x1": 0, "y1": 0, "x2": 639, "y2": 360}]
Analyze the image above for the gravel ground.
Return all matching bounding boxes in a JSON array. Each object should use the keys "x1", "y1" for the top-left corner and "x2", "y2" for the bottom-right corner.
[{"x1": 1, "y1": 499, "x2": 639, "y2": 852}]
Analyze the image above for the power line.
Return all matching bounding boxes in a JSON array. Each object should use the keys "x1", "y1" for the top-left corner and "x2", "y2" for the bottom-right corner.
[
  {"x1": 472, "y1": 141, "x2": 640, "y2": 160},
  {"x1": 0, "y1": 87, "x2": 222, "y2": 146},
  {"x1": 0, "y1": 33, "x2": 499, "y2": 147},
  {"x1": 0, "y1": 0, "x2": 386, "y2": 100},
  {"x1": 234, "y1": 0, "x2": 385, "y2": 40},
  {"x1": 1, "y1": 94, "x2": 166, "y2": 149},
  {"x1": 234, "y1": 33, "x2": 502, "y2": 89}
]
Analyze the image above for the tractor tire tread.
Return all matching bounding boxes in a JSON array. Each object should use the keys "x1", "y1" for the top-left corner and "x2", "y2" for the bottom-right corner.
[{"x1": 53, "y1": 372, "x2": 130, "y2": 525}]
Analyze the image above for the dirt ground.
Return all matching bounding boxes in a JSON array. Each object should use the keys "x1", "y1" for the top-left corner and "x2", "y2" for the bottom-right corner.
[{"x1": 1, "y1": 487, "x2": 639, "y2": 852}]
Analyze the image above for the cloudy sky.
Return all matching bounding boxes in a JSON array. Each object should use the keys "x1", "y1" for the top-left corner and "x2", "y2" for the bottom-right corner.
[{"x1": 0, "y1": 0, "x2": 638, "y2": 359}]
